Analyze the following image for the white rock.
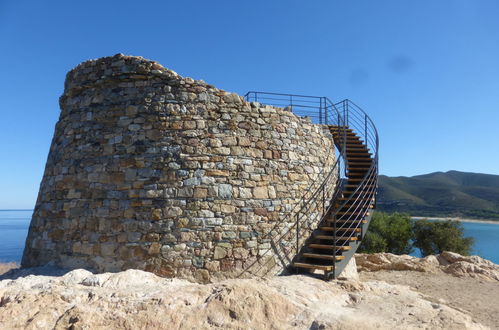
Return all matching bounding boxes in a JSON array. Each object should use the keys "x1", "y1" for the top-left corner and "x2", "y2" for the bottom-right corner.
[{"x1": 337, "y1": 257, "x2": 359, "y2": 281}]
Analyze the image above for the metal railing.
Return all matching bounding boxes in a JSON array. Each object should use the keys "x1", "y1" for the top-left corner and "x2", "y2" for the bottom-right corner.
[
  {"x1": 245, "y1": 91, "x2": 337, "y2": 125},
  {"x1": 240, "y1": 92, "x2": 378, "y2": 277},
  {"x1": 327, "y1": 100, "x2": 379, "y2": 264},
  {"x1": 242, "y1": 92, "x2": 347, "y2": 272}
]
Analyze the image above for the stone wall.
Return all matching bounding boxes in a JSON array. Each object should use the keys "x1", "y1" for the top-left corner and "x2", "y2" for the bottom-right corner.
[{"x1": 22, "y1": 54, "x2": 336, "y2": 283}]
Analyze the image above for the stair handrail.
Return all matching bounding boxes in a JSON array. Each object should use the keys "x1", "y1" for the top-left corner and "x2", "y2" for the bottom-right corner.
[
  {"x1": 239, "y1": 93, "x2": 378, "y2": 278},
  {"x1": 240, "y1": 92, "x2": 348, "y2": 275},
  {"x1": 328, "y1": 100, "x2": 379, "y2": 249}
]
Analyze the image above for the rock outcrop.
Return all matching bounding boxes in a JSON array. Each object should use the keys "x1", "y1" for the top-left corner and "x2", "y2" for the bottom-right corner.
[
  {"x1": 355, "y1": 251, "x2": 499, "y2": 282},
  {"x1": 0, "y1": 267, "x2": 486, "y2": 329}
]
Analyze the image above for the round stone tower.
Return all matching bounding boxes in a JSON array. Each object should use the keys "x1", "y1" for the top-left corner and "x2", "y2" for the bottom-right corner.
[{"x1": 22, "y1": 54, "x2": 335, "y2": 282}]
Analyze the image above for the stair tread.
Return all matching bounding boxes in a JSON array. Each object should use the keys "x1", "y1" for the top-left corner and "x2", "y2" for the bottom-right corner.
[
  {"x1": 346, "y1": 154, "x2": 372, "y2": 157},
  {"x1": 338, "y1": 207, "x2": 374, "y2": 211},
  {"x1": 346, "y1": 149, "x2": 369, "y2": 153},
  {"x1": 337, "y1": 211, "x2": 370, "y2": 215},
  {"x1": 348, "y1": 174, "x2": 369, "y2": 178},
  {"x1": 293, "y1": 262, "x2": 334, "y2": 271},
  {"x1": 308, "y1": 244, "x2": 352, "y2": 250},
  {"x1": 338, "y1": 197, "x2": 374, "y2": 201},
  {"x1": 347, "y1": 164, "x2": 373, "y2": 168},
  {"x1": 344, "y1": 184, "x2": 376, "y2": 188},
  {"x1": 346, "y1": 159, "x2": 373, "y2": 162},
  {"x1": 319, "y1": 227, "x2": 361, "y2": 232},
  {"x1": 339, "y1": 204, "x2": 375, "y2": 209},
  {"x1": 302, "y1": 253, "x2": 345, "y2": 261},
  {"x1": 325, "y1": 220, "x2": 368, "y2": 225},
  {"x1": 315, "y1": 235, "x2": 359, "y2": 240}
]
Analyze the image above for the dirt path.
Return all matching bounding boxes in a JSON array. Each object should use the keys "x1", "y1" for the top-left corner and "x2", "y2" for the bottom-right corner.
[
  {"x1": 0, "y1": 262, "x2": 17, "y2": 275},
  {"x1": 360, "y1": 270, "x2": 499, "y2": 329}
]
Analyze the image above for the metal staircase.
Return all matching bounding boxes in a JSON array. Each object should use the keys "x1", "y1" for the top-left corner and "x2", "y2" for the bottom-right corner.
[{"x1": 244, "y1": 92, "x2": 379, "y2": 279}]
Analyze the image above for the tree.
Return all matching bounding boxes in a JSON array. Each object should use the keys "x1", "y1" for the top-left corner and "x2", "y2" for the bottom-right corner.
[
  {"x1": 358, "y1": 212, "x2": 413, "y2": 254},
  {"x1": 412, "y1": 219, "x2": 474, "y2": 256}
]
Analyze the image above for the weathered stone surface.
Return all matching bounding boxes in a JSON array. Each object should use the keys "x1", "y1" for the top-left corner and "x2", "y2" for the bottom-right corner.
[
  {"x1": 0, "y1": 269, "x2": 487, "y2": 329},
  {"x1": 356, "y1": 252, "x2": 499, "y2": 282},
  {"x1": 253, "y1": 186, "x2": 269, "y2": 199},
  {"x1": 337, "y1": 257, "x2": 359, "y2": 281},
  {"x1": 21, "y1": 54, "x2": 337, "y2": 282},
  {"x1": 213, "y1": 247, "x2": 227, "y2": 260}
]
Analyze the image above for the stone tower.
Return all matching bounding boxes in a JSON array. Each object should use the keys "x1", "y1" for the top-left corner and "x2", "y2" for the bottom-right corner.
[{"x1": 22, "y1": 54, "x2": 336, "y2": 282}]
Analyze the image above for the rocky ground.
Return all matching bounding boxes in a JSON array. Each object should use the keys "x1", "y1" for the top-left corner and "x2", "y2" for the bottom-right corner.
[
  {"x1": 0, "y1": 262, "x2": 17, "y2": 276},
  {"x1": 356, "y1": 252, "x2": 499, "y2": 329},
  {"x1": 0, "y1": 252, "x2": 497, "y2": 329}
]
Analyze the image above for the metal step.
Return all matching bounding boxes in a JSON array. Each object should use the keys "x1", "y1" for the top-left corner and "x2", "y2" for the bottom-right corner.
[
  {"x1": 318, "y1": 227, "x2": 361, "y2": 233},
  {"x1": 307, "y1": 244, "x2": 352, "y2": 251},
  {"x1": 346, "y1": 178, "x2": 366, "y2": 182},
  {"x1": 338, "y1": 196, "x2": 374, "y2": 202},
  {"x1": 314, "y1": 235, "x2": 359, "y2": 241},
  {"x1": 336, "y1": 209, "x2": 370, "y2": 215},
  {"x1": 293, "y1": 262, "x2": 334, "y2": 271},
  {"x1": 301, "y1": 253, "x2": 345, "y2": 261},
  {"x1": 347, "y1": 164, "x2": 372, "y2": 169},
  {"x1": 325, "y1": 219, "x2": 368, "y2": 225},
  {"x1": 346, "y1": 158, "x2": 373, "y2": 162},
  {"x1": 344, "y1": 184, "x2": 376, "y2": 190},
  {"x1": 348, "y1": 166, "x2": 372, "y2": 171}
]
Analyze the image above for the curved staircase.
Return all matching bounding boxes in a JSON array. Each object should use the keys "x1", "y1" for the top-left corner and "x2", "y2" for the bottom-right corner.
[{"x1": 244, "y1": 93, "x2": 379, "y2": 279}]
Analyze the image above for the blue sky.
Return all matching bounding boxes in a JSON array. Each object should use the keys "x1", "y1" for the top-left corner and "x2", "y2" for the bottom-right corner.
[{"x1": 1, "y1": 0, "x2": 498, "y2": 208}]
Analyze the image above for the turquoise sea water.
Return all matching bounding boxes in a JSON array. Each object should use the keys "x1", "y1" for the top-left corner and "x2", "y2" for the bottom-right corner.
[
  {"x1": 0, "y1": 210, "x2": 498, "y2": 264},
  {"x1": 456, "y1": 221, "x2": 499, "y2": 262},
  {"x1": 0, "y1": 210, "x2": 31, "y2": 263}
]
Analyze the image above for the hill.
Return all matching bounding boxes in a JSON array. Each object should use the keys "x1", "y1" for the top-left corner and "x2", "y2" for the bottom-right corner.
[{"x1": 377, "y1": 170, "x2": 499, "y2": 219}]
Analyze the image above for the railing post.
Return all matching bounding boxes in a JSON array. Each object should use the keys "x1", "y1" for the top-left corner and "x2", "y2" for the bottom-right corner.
[
  {"x1": 296, "y1": 213, "x2": 299, "y2": 255},
  {"x1": 319, "y1": 97, "x2": 323, "y2": 125},
  {"x1": 364, "y1": 113, "x2": 368, "y2": 144},
  {"x1": 345, "y1": 100, "x2": 349, "y2": 126},
  {"x1": 332, "y1": 211, "x2": 337, "y2": 279},
  {"x1": 324, "y1": 98, "x2": 328, "y2": 125},
  {"x1": 322, "y1": 186, "x2": 325, "y2": 216}
]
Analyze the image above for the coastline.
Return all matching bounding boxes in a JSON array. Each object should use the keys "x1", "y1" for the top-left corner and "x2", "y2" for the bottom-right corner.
[{"x1": 411, "y1": 216, "x2": 499, "y2": 225}]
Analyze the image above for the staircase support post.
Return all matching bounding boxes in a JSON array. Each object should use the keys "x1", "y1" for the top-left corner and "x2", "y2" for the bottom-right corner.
[
  {"x1": 323, "y1": 97, "x2": 328, "y2": 125},
  {"x1": 364, "y1": 113, "x2": 367, "y2": 144},
  {"x1": 296, "y1": 213, "x2": 299, "y2": 256}
]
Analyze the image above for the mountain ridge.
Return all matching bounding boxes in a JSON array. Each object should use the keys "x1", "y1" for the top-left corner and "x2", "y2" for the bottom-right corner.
[{"x1": 377, "y1": 170, "x2": 499, "y2": 219}]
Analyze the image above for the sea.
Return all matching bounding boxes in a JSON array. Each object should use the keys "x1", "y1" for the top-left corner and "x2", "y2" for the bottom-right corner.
[{"x1": 1, "y1": 210, "x2": 499, "y2": 264}]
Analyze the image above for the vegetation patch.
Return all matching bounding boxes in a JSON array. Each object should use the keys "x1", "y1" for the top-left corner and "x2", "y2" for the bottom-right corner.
[{"x1": 359, "y1": 212, "x2": 474, "y2": 256}]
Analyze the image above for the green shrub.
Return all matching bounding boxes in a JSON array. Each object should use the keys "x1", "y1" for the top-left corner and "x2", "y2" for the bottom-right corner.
[
  {"x1": 358, "y1": 212, "x2": 413, "y2": 254},
  {"x1": 358, "y1": 212, "x2": 475, "y2": 256},
  {"x1": 412, "y1": 219, "x2": 474, "y2": 256}
]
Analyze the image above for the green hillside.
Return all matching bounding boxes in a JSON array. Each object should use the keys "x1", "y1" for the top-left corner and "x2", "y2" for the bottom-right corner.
[{"x1": 377, "y1": 171, "x2": 499, "y2": 220}]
